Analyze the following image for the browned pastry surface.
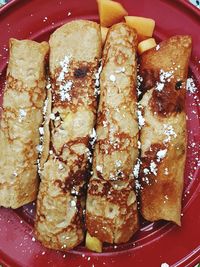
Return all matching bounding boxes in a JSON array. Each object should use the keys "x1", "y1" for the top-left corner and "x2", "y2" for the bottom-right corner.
[
  {"x1": 139, "y1": 35, "x2": 192, "y2": 225},
  {"x1": 86, "y1": 23, "x2": 139, "y2": 244},
  {"x1": 35, "y1": 20, "x2": 102, "y2": 250},
  {"x1": 0, "y1": 38, "x2": 49, "y2": 208}
]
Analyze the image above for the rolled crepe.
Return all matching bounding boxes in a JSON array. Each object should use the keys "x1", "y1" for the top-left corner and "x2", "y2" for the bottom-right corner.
[
  {"x1": 139, "y1": 36, "x2": 192, "y2": 225},
  {"x1": 86, "y1": 23, "x2": 139, "y2": 244},
  {"x1": 0, "y1": 39, "x2": 49, "y2": 208},
  {"x1": 35, "y1": 20, "x2": 101, "y2": 250}
]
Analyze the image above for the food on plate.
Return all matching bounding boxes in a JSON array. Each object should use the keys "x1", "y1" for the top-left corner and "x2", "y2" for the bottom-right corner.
[
  {"x1": 101, "y1": 26, "x2": 109, "y2": 45},
  {"x1": 138, "y1": 35, "x2": 192, "y2": 225},
  {"x1": 137, "y1": 38, "x2": 157, "y2": 55},
  {"x1": 34, "y1": 20, "x2": 102, "y2": 250},
  {"x1": 97, "y1": 0, "x2": 128, "y2": 27},
  {"x1": 125, "y1": 16, "x2": 155, "y2": 38},
  {"x1": 0, "y1": 38, "x2": 49, "y2": 208},
  {"x1": 86, "y1": 232, "x2": 103, "y2": 252},
  {"x1": 86, "y1": 23, "x2": 139, "y2": 244}
]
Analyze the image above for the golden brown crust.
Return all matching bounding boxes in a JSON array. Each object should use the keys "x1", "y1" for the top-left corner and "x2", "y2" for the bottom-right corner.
[
  {"x1": 86, "y1": 23, "x2": 139, "y2": 244},
  {"x1": 0, "y1": 39, "x2": 48, "y2": 209},
  {"x1": 139, "y1": 35, "x2": 192, "y2": 225},
  {"x1": 35, "y1": 20, "x2": 101, "y2": 251}
]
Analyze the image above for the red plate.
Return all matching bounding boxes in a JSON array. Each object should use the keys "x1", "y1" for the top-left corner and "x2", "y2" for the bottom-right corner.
[{"x1": 0, "y1": 0, "x2": 200, "y2": 266}]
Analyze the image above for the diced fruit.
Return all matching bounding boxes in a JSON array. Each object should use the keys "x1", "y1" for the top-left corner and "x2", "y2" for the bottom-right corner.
[
  {"x1": 86, "y1": 232, "x2": 103, "y2": 253},
  {"x1": 137, "y1": 38, "x2": 157, "y2": 55},
  {"x1": 97, "y1": 0, "x2": 128, "y2": 27},
  {"x1": 125, "y1": 16, "x2": 155, "y2": 37},
  {"x1": 101, "y1": 26, "x2": 109, "y2": 45}
]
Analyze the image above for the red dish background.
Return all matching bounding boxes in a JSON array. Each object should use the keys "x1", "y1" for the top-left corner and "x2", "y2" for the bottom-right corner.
[{"x1": 0, "y1": 0, "x2": 200, "y2": 266}]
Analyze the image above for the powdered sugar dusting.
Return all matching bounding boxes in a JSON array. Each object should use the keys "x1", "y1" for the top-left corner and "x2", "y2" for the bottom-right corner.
[
  {"x1": 163, "y1": 124, "x2": 177, "y2": 143},
  {"x1": 186, "y1": 77, "x2": 198, "y2": 93}
]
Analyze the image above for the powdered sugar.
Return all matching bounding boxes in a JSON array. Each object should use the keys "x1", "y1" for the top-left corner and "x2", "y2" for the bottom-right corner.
[{"x1": 186, "y1": 77, "x2": 198, "y2": 93}]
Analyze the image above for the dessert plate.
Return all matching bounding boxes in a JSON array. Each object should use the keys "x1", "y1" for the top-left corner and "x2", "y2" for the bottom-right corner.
[{"x1": 0, "y1": 0, "x2": 200, "y2": 266}]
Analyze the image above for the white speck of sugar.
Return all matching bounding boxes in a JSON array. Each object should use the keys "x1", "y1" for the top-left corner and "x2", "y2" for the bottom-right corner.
[
  {"x1": 156, "y1": 149, "x2": 167, "y2": 162},
  {"x1": 94, "y1": 62, "x2": 102, "y2": 96},
  {"x1": 58, "y1": 163, "x2": 64, "y2": 170},
  {"x1": 96, "y1": 165, "x2": 103, "y2": 173},
  {"x1": 138, "y1": 140, "x2": 141, "y2": 149},
  {"x1": 143, "y1": 168, "x2": 150, "y2": 175},
  {"x1": 150, "y1": 160, "x2": 157, "y2": 176},
  {"x1": 60, "y1": 80, "x2": 73, "y2": 101},
  {"x1": 102, "y1": 120, "x2": 108, "y2": 127},
  {"x1": 164, "y1": 168, "x2": 169, "y2": 175},
  {"x1": 109, "y1": 74, "x2": 116, "y2": 82},
  {"x1": 133, "y1": 158, "x2": 141, "y2": 179},
  {"x1": 86, "y1": 148, "x2": 92, "y2": 164},
  {"x1": 115, "y1": 67, "x2": 125, "y2": 73},
  {"x1": 115, "y1": 160, "x2": 122, "y2": 168},
  {"x1": 89, "y1": 128, "x2": 97, "y2": 148},
  {"x1": 43, "y1": 98, "x2": 48, "y2": 115},
  {"x1": 39, "y1": 127, "x2": 44, "y2": 135},
  {"x1": 155, "y1": 82, "x2": 165, "y2": 92},
  {"x1": 163, "y1": 124, "x2": 177, "y2": 143},
  {"x1": 137, "y1": 109, "x2": 145, "y2": 129},
  {"x1": 186, "y1": 77, "x2": 197, "y2": 93},
  {"x1": 32, "y1": 237, "x2": 36, "y2": 242},
  {"x1": 70, "y1": 200, "x2": 76, "y2": 207},
  {"x1": 46, "y1": 83, "x2": 51, "y2": 90},
  {"x1": 160, "y1": 69, "x2": 174, "y2": 83},
  {"x1": 161, "y1": 263, "x2": 169, "y2": 267},
  {"x1": 156, "y1": 44, "x2": 160, "y2": 51},
  {"x1": 49, "y1": 113, "x2": 55, "y2": 120},
  {"x1": 135, "y1": 179, "x2": 141, "y2": 190},
  {"x1": 67, "y1": 12, "x2": 71, "y2": 16},
  {"x1": 137, "y1": 75, "x2": 143, "y2": 97},
  {"x1": 57, "y1": 55, "x2": 71, "y2": 82},
  {"x1": 36, "y1": 145, "x2": 43, "y2": 153},
  {"x1": 43, "y1": 16, "x2": 48, "y2": 22},
  {"x1": 19, "y1": 109, "x2": 27, "y2": 122}
]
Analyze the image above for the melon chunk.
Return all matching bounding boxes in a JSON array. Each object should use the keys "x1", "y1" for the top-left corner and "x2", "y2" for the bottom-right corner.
[
  {"x1": 137, "y1": 38, "x2": 157, "y2": 55},
  {"x1": 97, "y1": 0, "x2": 128, "y2": 27},
  {"x1": 125, "y1": 16, "x2": 155, "y2": 37},
  {"x1": 86, "y1": 232, "x2": 102, "y2": 253},
  {"x1": 101, "y1": 26, "x2": 109, "y2": 45}
]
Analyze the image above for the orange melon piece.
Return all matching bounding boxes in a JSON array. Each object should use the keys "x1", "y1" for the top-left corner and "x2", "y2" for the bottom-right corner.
[
  {"x1": 101, "y1": 26, "x2": 109, "y2": 45},
  {"x1": 125, "y1": 16, "x2": 155, "y2": 37},
  {"x1": 97, "y1": 0, "x2": 128, "y2": 27},
  {"x1": 137, "y1": 38, "x2": 157, "y2": 55}
]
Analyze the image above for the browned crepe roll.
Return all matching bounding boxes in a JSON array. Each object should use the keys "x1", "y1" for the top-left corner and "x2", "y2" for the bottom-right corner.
[
  {"x1": 139, "y1": 35, "x2": 192, "y2": 225},
  {"x1": 35, "y1": 20, "x2": 101, "y2": 250},
  {"x1": 86, "y1": 23, "x2": 139, "y2": 244},
  {"x1": 0, "y1": 38, "x2": 49, "y2": 208}
]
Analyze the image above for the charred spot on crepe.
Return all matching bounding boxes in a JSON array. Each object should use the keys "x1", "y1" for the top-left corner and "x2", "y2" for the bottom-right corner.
[
  {"x1": 175, "y1": 80, "x2": 183, "y2": 90},
  {"x1": 74, "y1": 66, "x2": 89, "y2": 78},
  {"x1": 150, "y1": 83, "x2": 185, "y2": 116},
  {"x1": 138, "y1": 68, "x2": 160, "y2": 97}
]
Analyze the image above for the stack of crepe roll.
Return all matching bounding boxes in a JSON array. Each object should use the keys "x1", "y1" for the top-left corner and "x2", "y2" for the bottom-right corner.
[{"x1": 0, "y1": 20, "x2": 192, "y2": 251}]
